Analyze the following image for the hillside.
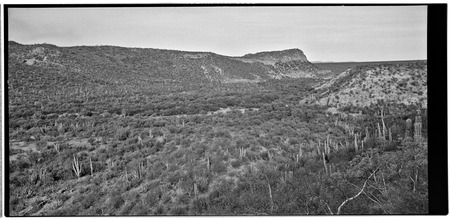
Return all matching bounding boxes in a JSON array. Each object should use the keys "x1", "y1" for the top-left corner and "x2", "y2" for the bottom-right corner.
[
  {"x1": 8, "y1": 42, "x2": 324, "y2": 89},
  {"x1": 313, "y1": 60, "x2": 427, "y2": 76},
  {"x1": 301, "y1": 61, "x2": 427, "y2": 108},
  {"x1": 7, "y1": 41, "x2": 322, "y2": 118}
]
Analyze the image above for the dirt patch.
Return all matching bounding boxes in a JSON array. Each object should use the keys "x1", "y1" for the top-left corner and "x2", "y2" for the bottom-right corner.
[
  {"x1": 66, "y1": 139, "x2": 93, "y2": 148},
  {"x1": 10, "y1": 138, "x2": 94, "y2": 161},
  {"x1": 11, "y1": 141, "x2": 39, "y2": 153}
]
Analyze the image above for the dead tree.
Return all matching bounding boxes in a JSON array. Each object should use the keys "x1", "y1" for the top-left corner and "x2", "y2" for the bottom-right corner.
[{"x1": 336, "y1": 166, "x2": 381, "y2": 215}]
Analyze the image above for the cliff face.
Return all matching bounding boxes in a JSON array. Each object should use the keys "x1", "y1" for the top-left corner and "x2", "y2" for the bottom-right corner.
[
  {"x1": 238, "y1": 48, "x2": 309, "y2": 65},
  {"x1": 235, "y1": 49, "x2": 323, "y2": 79}
]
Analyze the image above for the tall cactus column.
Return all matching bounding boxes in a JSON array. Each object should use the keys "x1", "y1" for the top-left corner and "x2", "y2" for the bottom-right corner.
[
  {"x1": 414, "y1": 109, "x2": 422, "y2": 142},
  {"x1": 376, "y1": 106, "x2": 387, "y2": 140},
  {"x1": 405, "y1": 118, "x2": 412, "y2": 139}
]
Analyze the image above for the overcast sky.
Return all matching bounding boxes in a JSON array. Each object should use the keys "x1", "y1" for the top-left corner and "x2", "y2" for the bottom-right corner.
[{"x1": 8, "y1": 6, "x2": 427, "y2": 62}]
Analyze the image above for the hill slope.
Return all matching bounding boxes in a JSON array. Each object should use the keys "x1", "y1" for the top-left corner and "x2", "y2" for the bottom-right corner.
[
  {"x1": 313, "y1": 60, "x2": 427, "y2": 76},
  {"x1": 300, "y1": 61, "x2": 427, "y2": 108},
  {"x1": 8, "y1": 42, "x2": 324, "y2": 90}
]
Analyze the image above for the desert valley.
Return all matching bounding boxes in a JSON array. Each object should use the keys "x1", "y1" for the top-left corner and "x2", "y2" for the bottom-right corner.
[{"x1": 7, "y1": 41, "x2": 428, "y2": 215}]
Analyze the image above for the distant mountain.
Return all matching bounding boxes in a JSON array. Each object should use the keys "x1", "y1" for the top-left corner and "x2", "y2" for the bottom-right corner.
[
  {"x1": 301, "y1": 61, "x2": 427, "y2": 108},
  {"x1": 240, "y1": 48, "x2": 309, "y2": 63},
  {"x1": 8, "y1": 42, "x2": 326, "y2": 91}
]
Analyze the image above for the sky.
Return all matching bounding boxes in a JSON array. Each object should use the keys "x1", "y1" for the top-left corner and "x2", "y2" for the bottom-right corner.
[{"x1": 8, "y1": 6, "x2": 427, "y2": 62}]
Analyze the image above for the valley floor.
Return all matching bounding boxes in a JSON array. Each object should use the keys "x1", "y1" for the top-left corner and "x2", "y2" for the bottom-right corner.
[{"x1": 8, "y1": 97, "x2": 428, "y2": 215}]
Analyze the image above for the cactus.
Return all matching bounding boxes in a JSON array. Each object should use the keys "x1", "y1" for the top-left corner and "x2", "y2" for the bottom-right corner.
[
  {"x1": 37, "y1": 166, "x2": 47, "y2": 183},
  {"x1": 250, "y1": 162, "x2": 255, "y2": 173},
  {"x1": 282, "y1": 170, "x2": 290, "y2": 181},
  {"x1": 365, "y1": 127, "x2": 370, "y2": 142},
  {"x1": 57, "y1": 122, "x2": 64, "y2": 135},
  {"x1": 389, "y1": 128, "x2": 393, "y2": 142},
  {"x1": 149, "y1": 129, "x2": 153, "y2": 138},
  {"x1": 299, "y1": 144, "x2": 303, "y2": 157},
  {"x1": 377, "y1": 123, "x2": 382, "y2": 139},
  {"x1": 346, "y1": 124, "x2": 355, "y2": 136},
  {"x1": 316, "y1": 140, "x2": 321, "y2": 155},
  {"x1": 326, "y1": 135, "x2": 331, "y2": 155},
  {"x1": 414, "y1": 110, "x2": 422, "y2": 141},
  {"x1": 138, "y1": 135, "x2": 142, "y2": 144},
  {"x1": 374, "y1": 106, "x2": 392, "y2": 140},
  {"x1": 322, "y1": 152, "x2": 328, "y2": 175},
  {"x1": 406, "y1": 118, "x2": 413, "y2": 130},
  {"x1": 375, "y1": 106, "x2": 388, "y2": 137},
  {"x1": 239, "y1": 147, "x2": 246, "y2": 159},
  {"x1": 134, "y1": 161, "x2": 144, "y2": 179},
  {"x1": 206, "y1": 155, "x2": 210, "y2": 171},
  {"x1": 405, "y1": 118, "x2": 413, "y2": 138},
  {"x1": 90, "y1": 157, "x2": 94, "y2": 176},
  {"x1": 125, "y1": 167, "x2": 129, "y2": 182},
  {"x1": 193, "y1": 182, "x2": 198, "y2": 198},
  {"x1": 139, "y1": 162, "x2": 145, "y2": 179},
  {"x1": 72, "y1": 155, "x2": 82, "y2": 178},
  {"x1": 54, "y1": 143, "x2": 60, "y2": 154}
]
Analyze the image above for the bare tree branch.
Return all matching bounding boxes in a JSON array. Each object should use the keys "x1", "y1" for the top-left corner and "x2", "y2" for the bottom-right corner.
[
  {"x1": 337, "y1": 166, "x2": 381, "y2": 215},
  {"x1": 322, "y1": 200, "x2": 334, "y2": 215},
  {"x1": 348, "y1": 181, "x2": 390, "y2": 214}
]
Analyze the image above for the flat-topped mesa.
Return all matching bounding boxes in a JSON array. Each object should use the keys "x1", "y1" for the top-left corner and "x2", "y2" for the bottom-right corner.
[{"x1": 238, "y1": 48, "x2": 309, "y2": 66}]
